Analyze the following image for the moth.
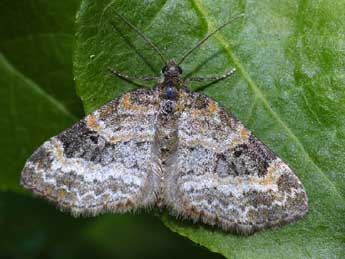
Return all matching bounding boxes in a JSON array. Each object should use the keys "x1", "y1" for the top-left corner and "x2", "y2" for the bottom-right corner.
[{"x1": 21, "y1": 12, "x2": 308, "y2": 234}]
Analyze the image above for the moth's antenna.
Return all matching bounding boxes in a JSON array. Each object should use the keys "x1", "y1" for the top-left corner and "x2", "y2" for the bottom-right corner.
[
  {"x1": 177, "y1": 14, "x2": 244, "y2": 66},
  {"x1": 113, "y1": 11, "x2": 168, "y2": 65}
]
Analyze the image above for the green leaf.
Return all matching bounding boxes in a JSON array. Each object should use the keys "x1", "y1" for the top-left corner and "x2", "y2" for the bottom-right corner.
[
  {"x1": 0, "y1": 54, "x2": 76, "y2": 191},
  {"x1": 74, "y1": 0, "x2": 345, "y2": 258},
  {"x1": 0, "y1": 0, "x2": 83, "y2": 117}
]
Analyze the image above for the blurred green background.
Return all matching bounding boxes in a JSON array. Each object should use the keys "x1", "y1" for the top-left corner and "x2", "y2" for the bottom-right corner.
[{"x1": 0, "y1": 1, "x2": 222, "y2": 258}]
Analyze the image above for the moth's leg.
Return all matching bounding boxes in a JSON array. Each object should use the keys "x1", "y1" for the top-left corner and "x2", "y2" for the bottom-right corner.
[
  {"x1": 188, "y1": 68, "x2": 236, "y2": 82},
  {"x1": 108, "y1": 67, "x2": 160, "y2": 81}
]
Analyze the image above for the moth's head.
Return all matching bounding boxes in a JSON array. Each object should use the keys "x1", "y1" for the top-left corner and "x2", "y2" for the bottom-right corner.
[{"x1": 161, "y1": 59, "x2": 183, "y2": 78}]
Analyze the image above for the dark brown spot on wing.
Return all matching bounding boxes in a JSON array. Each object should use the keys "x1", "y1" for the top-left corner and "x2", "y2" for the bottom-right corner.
[
  {"x1": 228, "y1": 135, "x2": 276, "y2": 177},
  {"x1": 57, "y1": 121, "x2": 104, "y2": 160},
  {"x1": 57, "y1": 121, "x2": 146, "y2": 166}
]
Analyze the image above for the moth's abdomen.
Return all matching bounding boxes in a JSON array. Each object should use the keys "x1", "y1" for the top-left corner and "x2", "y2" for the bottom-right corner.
[{"x1": 154, "y1": 98, "x2": 180, "y2": 164}]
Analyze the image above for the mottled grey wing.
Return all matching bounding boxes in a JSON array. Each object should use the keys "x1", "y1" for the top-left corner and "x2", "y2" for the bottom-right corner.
[
  {"x1": 164, "y1": 91, "x2": 308, "y2": 234},
  {"x1": 21, "y1": 88, "x2": 160, "y2": 216}
]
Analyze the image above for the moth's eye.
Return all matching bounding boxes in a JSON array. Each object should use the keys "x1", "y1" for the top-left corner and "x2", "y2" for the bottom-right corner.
[
  {"x1": 162, "y1": 65, "x2": 168, "y2": 73},
  {"x1": 177, "y1": 66, "x2": 183, "y2": 74}
]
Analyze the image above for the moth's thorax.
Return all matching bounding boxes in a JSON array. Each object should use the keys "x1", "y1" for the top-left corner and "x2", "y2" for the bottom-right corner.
[
  {"x1": 161, "y1": 80, "x2": 180, "y2": 101},
  {"x1": 160, "y1": 61, "x2": 183, "y2": 104}
]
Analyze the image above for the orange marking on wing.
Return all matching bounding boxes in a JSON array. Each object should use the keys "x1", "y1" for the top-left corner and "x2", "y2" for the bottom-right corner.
[
  {"x1": 86, "y1": 114, "x2": 100, "y2": 131},
  {"x1": 122, "y1": 93, "x2": 130, "y2": 109},
  {"x1": 57, "y1": 189, "x2": 66, "y2": 201},
  {"x1": 208, "y1": 102, "x2": 217, "y2": 113},
  {"x1": 53, "y1": 141, "x2": 64, "y2": 161},
  {"x1": 240, "y1": 128, "x2": 249, "y2": 140},
  {"x1": 86, "y1": 114, "x2": 96, "y2": 127},
  {"x1": 121, "y1": 93, "x2": 148, "y2": 112},
  {"x1": 259, "y1": 172, "x2": 274, "y2": 185}
]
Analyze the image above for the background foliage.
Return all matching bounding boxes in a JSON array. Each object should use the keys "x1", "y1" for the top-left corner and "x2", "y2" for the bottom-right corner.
[{"x1": 1, "y1": 0, "x2": 345, "y2": 258}]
